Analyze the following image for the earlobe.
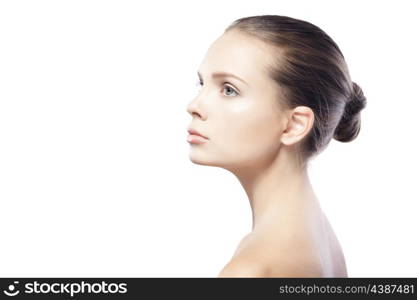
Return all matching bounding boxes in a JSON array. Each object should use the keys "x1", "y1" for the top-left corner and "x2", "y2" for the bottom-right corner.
[{"x1": 281, "y1": 106, "x2": 314, "y2": 146}]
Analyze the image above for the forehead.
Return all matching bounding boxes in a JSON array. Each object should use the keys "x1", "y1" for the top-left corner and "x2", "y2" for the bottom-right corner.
[{"x1": 198, "y1": 30, "x2": 275, "y2": 83}]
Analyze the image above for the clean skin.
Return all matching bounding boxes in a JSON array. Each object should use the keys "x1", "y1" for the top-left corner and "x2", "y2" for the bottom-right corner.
[{"x1": 186, "y1": 29, "x2": 347, "y2": 277}]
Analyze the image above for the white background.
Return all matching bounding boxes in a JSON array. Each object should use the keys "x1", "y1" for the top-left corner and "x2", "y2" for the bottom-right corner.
[{"x1": 0, "y1": 0, "x2": 416, "y2": 277}]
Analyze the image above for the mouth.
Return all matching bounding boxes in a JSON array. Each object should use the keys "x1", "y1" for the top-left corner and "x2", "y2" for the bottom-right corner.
[
  {"x1": 187, "y1": 128, "x2": 209, "y2": 144},
  {"x1": 187, "y1": 128, "x2": 209, "y2": 139}
]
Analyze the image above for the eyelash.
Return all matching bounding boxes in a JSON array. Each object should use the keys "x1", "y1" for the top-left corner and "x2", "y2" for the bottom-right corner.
[{"x1": 196, "y1": 80, "x2": 239, "y2": 97}]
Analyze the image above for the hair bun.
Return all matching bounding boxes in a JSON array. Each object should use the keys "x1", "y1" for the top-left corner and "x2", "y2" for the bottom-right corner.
[{"x1": 333, "y1": 82, "x2": 367, "y2": 142}]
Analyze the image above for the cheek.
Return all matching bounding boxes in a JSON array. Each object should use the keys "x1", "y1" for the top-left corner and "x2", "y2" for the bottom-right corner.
[
  {"x1": 217, "y1": 102, "x2": 282, "y2": 156},
  {"x1": 239, "y1": 115, "x2": 279, "y2": 148}
]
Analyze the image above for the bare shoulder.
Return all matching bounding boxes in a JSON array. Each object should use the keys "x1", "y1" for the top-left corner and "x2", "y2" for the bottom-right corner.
[
  {"x1": 218, "y1": 228, "x2": 325, "y2": 277},
  {"x1": 217, "y1": 256, "x2": 269, "y2": 277},
  {"x1": 217, "y1": 251, "x2": 322, "y2": 278}
]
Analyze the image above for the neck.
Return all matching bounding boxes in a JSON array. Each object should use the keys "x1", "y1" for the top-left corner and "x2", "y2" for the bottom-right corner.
[{"x1": 228, "y1": 147, "x2": 320, "y2": 231}]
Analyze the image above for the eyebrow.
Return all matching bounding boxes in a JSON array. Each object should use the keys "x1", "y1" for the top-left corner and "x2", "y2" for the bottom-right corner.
[{"x1": 197, "y1": 71, "x2": 248, "y2": 86}]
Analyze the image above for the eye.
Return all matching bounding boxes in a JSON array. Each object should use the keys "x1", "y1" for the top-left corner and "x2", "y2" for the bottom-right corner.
[
  {"x1": 222, "y1": 83, "x2": 239, "y2": 97},
  {"x1": 194, "y1": 80, "x2": 239, "y2": 97}
]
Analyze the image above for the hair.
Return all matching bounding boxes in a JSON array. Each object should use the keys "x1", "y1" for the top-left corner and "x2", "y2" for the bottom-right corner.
[{"x1": 225, "y1": 15, "x2": 367, "y2": 163}]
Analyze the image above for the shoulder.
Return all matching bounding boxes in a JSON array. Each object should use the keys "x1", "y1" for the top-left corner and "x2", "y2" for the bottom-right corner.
[
  {"x1": 217, "y1": 257, "x2": 269, "y2": 277},
  {"x1": 217, "y1": 253, "x2": 323, "y2": 278},
  {"x1": 218, "y1": 232, "x2": 324, "y2": 277}
]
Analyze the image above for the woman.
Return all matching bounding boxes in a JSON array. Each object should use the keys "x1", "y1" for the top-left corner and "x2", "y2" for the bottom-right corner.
[{"x1": 186, "y1": 15, "x2": 366, "y2": 277}]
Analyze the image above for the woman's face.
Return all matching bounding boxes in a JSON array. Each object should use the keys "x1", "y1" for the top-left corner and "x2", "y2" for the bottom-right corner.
[{"x1": 186, "y1": 30, "x2": 287, "y2": 172}]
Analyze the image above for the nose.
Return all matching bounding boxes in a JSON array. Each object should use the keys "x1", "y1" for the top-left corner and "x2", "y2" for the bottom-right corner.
[{"x1": 186, "y1": 95, "x2": 206, "y2": 120}]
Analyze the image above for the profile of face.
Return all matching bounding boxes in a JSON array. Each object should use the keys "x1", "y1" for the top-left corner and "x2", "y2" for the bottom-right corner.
[{"x1": 186, "y1": 30, "x2": 294, "y2": 173}]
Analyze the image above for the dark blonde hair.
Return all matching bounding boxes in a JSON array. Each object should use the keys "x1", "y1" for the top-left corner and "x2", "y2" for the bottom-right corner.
[{"x1": 225, "y1": 15, "x2": 367, "y2": 161}]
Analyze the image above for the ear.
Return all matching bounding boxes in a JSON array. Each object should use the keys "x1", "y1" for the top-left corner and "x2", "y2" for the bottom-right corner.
[{"x1": 281, "y1": 106, "x2": 314, "y2": 146}]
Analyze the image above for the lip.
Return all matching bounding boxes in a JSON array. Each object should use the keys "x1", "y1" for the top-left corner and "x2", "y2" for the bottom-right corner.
[
  {"x1": 187, "y1": 134, "x2": 208, "y2": 144},
  {"x1": 187, "y1": 128, "x2": 209, "y2": 144},
  {"x1": 187, "y1": 128, "x2": 209, "y2": 139}
]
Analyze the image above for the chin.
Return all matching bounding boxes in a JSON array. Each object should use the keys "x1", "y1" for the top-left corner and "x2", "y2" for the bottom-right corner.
[
  {"x1": 188, "y1": 151, "x2": 221, "y2": 167},
  {"x1": 189, "y1": 155, "x2": 215, "y2": 167}
]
